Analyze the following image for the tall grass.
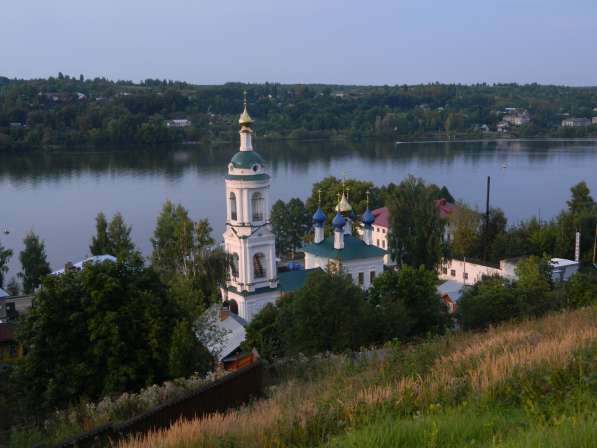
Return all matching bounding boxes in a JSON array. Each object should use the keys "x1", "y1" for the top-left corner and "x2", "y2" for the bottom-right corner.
[{"x1": 119, "y1": 306, "x2": 597, "y2": 448}]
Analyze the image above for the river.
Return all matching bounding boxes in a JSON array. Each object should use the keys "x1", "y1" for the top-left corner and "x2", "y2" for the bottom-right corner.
[{"x1": 1, "y1": 139, "x2": 596, "y2": 278}]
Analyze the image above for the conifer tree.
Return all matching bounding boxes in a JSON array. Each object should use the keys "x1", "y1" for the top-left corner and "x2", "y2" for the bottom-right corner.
[
  {"x1": 90, "y1": 212, "x2": 110, "y2": 255},
  {"x1": 18, "y1": 231, "x2": 51, "y2": 294}
]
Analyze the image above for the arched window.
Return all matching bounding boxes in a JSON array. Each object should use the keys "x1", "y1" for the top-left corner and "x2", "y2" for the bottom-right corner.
[
  {"x1": 228, "y1": 299, "x2": 239, "y2": 315},
  {"x1": 253, "y1": 253, "x2": 266, "y2": 279},
  {"x1": 252, "y1": 192, "x2": 264, "y2": 221},
  {"x1": 230, "y1": 253, "x2": 239, "y2": 278},
  {"x1": 229, "y1": 192, "x2": 237, "y2": 221}
]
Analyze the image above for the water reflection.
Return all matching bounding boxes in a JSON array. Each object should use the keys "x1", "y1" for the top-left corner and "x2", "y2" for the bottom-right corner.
[{"x1": 1, "y1": 139, "x2": 596, "y2": 277}]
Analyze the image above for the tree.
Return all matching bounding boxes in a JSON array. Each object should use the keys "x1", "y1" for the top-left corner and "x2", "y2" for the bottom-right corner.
[
  {"x1": 438, "y1": 186, "x2": 455, "y2": 203},
  {"x1": 0, "y1": 240, "x2": 12, "y2": 288},
  {"x1": 90, "y1": 212, "x2": 110, "y2": 255},
  {"x1": 107, "y1": 212, "x2": 136, "y2": 260},
  {"x1": 457, "y1": 276, "x2": 521, "y2": 330},
  {"x1": 286, "y1": 198, "x2": 311, "y2": 258},
  {"x1": 271, "y1": 200, "x2": 291, "y2": 257},
  {"x1": 18, "y1": 231, "x2": 51, "y2": 294},
  {"x1": 168, "y1": 320, "x2": 211, "y2": 378},
  {"x1": 514, "y1": 256, "x2": 554, "y2": 317},
  {"x1": 562, "y1": 271, "x2": 597, "y2": 309},
  {"x1": 15, "y1": 260, "x2": 193, "y2": 411},
  {"x1": 241, "y1": 303, "x2": 283, "y2": 360},
  {"x1": 567, "y1": 181, "x2": 595, "y2": 214},
  {"x1": 449, "y1": 202, "x2": 481, "y2": 259},
  {"x1": 276, "y1": 270, "x2": 369, "y2": 355},
  {"x1": 151, "y1": 201, "x2": 227, "y2": 310},
  {"x1": 387, "y1": 175, "x2": 446, "y2": 270},
  {"x1": 369, "y1": 266, "x2": 449, "y2": 339},
  {"x1": 271, "y1": 198, "x2": 311, "y2": 258},
  {"x1": 90, "y1": 212, "x2": 140, "y2": 263}
]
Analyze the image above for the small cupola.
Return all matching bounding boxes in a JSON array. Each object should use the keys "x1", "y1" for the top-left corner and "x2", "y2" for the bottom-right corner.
[{"x1": 312, "y1": 207, "x2": 326, "y2": 227}]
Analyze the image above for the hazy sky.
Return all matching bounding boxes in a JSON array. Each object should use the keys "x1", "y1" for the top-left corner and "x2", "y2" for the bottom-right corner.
[{"x1": 2, "y1": 0, "x2": 596, "y2": 85}]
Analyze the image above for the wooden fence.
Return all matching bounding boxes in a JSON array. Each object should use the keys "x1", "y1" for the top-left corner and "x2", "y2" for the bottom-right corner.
[{"x1": 43, "y1": 360, "x2": 263, "y2": 448}]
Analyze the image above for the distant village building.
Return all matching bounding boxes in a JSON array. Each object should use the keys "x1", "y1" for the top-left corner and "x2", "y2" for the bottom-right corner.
[
  {"x1": 592, "y1": 117, "x2": 597, "y2": 125},
  {"x1": 496, "y1": 121, "x2": 510, "y2": 133},
  {"x1": 561, "y1": 117, "x2": 592, "y2": 127},
  {"x1": 502, "y1": 109, "x2": 530, "y2": 126},
  {"x1": 166, "y1": 119, "x2": 192, "y2": 128},
  {"x1": 550, "y1": 258, "x2": 579, "y2": 282},
  {"x1": 438, "y1": 257, "x2": 579, "y2": 285}
]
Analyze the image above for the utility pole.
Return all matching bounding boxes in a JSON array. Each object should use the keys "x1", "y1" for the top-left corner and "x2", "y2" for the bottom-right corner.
[{"x1": 484, "y1": 176, "x2": 491, "y2": 262}]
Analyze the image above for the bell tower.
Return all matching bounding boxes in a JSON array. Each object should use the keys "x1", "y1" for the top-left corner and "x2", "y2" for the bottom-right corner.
[{"x1": 222, "y1": 94, "x2": 278, "y2": 320}]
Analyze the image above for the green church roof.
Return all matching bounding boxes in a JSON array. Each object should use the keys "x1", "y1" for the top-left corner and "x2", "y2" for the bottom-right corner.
[
  {"x1": 230, "y1": 150, "x2": 265, "y2": 169},
  {"x1": 303, "y1": 234, "x2": 387, "y2": 261},
  {"x1": 278, "y1": 268, "x2": 322, "y2": 293}
]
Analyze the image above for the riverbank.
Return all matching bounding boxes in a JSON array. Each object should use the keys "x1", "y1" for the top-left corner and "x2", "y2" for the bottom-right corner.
[{"x1": 5, "y1": 133, "x2": 597, "y2": 154}]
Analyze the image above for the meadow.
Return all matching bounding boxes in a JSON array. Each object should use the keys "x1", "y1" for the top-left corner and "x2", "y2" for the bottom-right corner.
[{"x1": 119, "y1": 305, "x2": 597, "y2": 448}]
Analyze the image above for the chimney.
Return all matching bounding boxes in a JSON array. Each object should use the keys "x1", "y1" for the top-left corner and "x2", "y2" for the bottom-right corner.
[{"x1": 64, "y1": 261, "x2": 75, "y2": 273}]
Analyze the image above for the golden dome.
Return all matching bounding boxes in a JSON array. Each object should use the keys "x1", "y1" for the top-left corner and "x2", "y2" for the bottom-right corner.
[
  {"x1": 335, "y1": 192, "x2": 352, "y2": 213},
  {"x1": 239, "y1": 92, "x2": 254, "y2": 127}
]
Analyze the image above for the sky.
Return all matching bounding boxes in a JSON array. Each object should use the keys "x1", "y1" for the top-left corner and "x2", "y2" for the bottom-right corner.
[{"x1": 1, "y1": 0, "x2": 596, "y2": 86}]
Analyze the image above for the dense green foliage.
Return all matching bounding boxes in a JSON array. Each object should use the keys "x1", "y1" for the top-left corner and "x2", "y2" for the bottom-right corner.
[
  {"x1": 457, "y1": 257, "x2": 597, "y2": 330},
  {"x1": 387, "y1": 175, "x2": 446, "y2": 269},
  {"x1": 89, "y1": 211, "x2": 140, "y2": 262},
  {"x1": 151, "y1": 200, "x2": 228, "y2": 314},
  {"x1": 244, "y1": 268, "x2": 449, "y2": 360},
  {"x1": 270, "y1": 198, "x2": 310, "y2": 258},
  {"x1": 3, "y1": 76, "x2": 597, "y2": 150},
  {"x1": 18, "y1": 231, "x2": 50, "y2": 294},
  {"x1": 13, "y1": 260, "x2": 195, "y2": 412},
  {"x1": 369, "y1": 267, "x2": 450, "y2": 340}
]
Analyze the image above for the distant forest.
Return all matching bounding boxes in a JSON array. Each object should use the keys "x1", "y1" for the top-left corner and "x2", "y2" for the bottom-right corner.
[{"x1": 1, "y1": 74, "x2": 597, "y2": 150}]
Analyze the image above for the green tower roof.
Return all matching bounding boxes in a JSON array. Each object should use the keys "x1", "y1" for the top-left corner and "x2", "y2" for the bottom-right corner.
[{"x1": 230, "y1": 151, "x2": 265, "y2": 169}]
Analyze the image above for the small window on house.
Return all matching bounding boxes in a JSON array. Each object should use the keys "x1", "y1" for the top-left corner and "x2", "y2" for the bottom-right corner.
[
  {"x1": 382, "y1": 228, "x2": 386, "y2": 234},
  {"x1": 463, "y1": 272, "x2": 469, "y2": 280},
  {"x1": 450, "y1": 269, "x2": 456, "y2": 277},
  {"x1": 377, "y1": 239, "x2": 380, "y2": 246},
  {"x1": 358, "y1": 272, "x2": 364, "y2": 286},
  {"x1": 382, "y1": 239, "x2": 386, "y2": 248},
  {"x1": 370, "y1": 271, "x2": 376, "y2": 284},
  {"x1": 442, "y1": 267, "x2": 448, "y2": 275}
]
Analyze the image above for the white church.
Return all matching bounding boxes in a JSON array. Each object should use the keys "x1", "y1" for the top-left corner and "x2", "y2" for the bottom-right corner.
[{"x1": 220, "y1": 97, "x2": 386, "y2": 323}]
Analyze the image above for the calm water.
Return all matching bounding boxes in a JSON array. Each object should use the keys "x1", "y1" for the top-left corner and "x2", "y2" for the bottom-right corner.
[{"x1": 1, "y1": 139, "x2": 596, "y2": 278}]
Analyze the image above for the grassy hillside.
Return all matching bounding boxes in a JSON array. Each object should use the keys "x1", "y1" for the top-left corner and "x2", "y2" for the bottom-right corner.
[{"x1": 120, "y1": 306, "x2": 597, "y2": 448}]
